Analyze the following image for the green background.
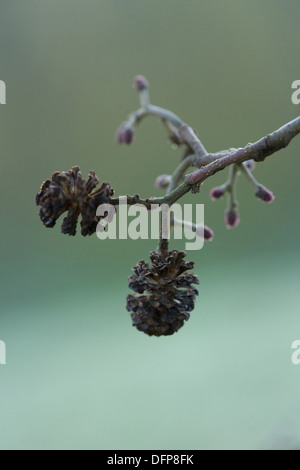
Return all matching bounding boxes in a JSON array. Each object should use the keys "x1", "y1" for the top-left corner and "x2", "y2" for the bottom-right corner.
[{"x1": 0, "y1": 0, "x2": 299, "y2": 450}]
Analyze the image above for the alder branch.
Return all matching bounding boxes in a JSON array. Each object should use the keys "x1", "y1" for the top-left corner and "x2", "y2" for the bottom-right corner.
[
  {"x1": 36, "y1": 76, "x2": 300, "y2": 243},
  {"x1": 115, "y1": 76, "x2": 300, "y2": 211},
  {"x1": 112, "y1": 115, "x2": 300, "y2": 208},
  {"x1": 186, "y1": 116, "x2": 300, "y2": 185}
]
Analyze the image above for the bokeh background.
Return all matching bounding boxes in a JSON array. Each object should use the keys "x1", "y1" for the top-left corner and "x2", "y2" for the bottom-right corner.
[{"x1": 0, "y1": 0, "x2": 299, "y2": 450}]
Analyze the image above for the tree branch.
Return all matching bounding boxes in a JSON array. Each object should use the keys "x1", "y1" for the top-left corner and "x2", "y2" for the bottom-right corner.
[
  {"x1": 112, "y1": 115, "x2": 300, "y2": 209},
  {"x1": 186, "y1": 116, "x2": 300, "y2": 184},
  {"x1": 36, "y1": 76, "x2": 300, "y2": 244},
  {"x1": 115, "y1": 77, "x2": 300, "y2": 214}
]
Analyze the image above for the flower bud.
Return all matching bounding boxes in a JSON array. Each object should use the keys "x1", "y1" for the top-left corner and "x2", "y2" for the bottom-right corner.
[
  {"x1": 225, "y1": 208, "x2": 240, "y2": 229},
  {"x1": 245, "y1": 159, "x2": 256, "y2": 171},
  {"x1": 155, "y1": 174, "x2": 171, "y2": 189},
  {"x1": 210, "y1": 187, "x2": 225, "y2": 200},
  {"x1": 116, "y1": 125, "x2": 135, "y2": 145},
  {"x1": 191, "y1": 223, "x2": 214, "y2": 241},
  {"x1": 255, "y1": 185, "x2": 275, "y2": 203},
  {"x1": 133, "y1": 75, "x2": 149, "y2": 92},
  {"x1": 203, "y1": 225, "x2": 214, "y2": 241}
]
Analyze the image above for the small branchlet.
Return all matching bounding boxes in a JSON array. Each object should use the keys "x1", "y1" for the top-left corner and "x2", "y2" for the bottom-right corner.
[{"x1": 210, "y1": 160, "x2": 275, "y2": 229}]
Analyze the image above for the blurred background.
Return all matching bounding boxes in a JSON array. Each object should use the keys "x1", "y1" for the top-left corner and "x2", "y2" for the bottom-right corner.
[{"x1": 0, "y1": 0, "x2": 299, "y2": 450}]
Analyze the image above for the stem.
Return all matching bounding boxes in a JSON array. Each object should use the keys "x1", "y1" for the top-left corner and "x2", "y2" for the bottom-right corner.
[
  {"x1": 239, "y1": 162, "x2": 260, "y2": 189},
  {"x1": 227, "y1": 164, "x2": 239, "y2": 209},
  {"x1": 129, "y1": 104, "x2": 183, "y2": 129},
  {"x1": 139, "y1": 88, "x2": 150, "y2": 109},
  {"x1": 159, "y1": 210, "x2": 169, "y2": 258},
  {"x1": 167, "y1": 154, "x2": 195, "y2": 194},
  {"x1": 178, "y1": 125, "x2": 208, "y2": 158}
]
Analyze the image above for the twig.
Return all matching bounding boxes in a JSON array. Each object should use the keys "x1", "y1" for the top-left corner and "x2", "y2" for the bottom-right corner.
[
  {"x1": 186, "y1": 116, "x2": 300, "y2": 184},
  {"x1": 111, "y1": 114, "x2": 300, "y2": 210},
  {"x1": 178, "y1": 124, "x2": 208, "y2": 158},
  {"x1": 118, "y1": 77, "x2": 300, "y2": 213}
]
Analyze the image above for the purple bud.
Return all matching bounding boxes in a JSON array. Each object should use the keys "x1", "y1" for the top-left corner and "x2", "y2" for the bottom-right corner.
[
  {"x1": 116, "y1": 125, "x2": 135, "y2": 145},
  {"x1": 194, "y1": 224, "x2": 214, "y2": 241},
  {"x1": 203, "y1": 225, "x2": 214, "y2": 241},
  {"x1": 225, "y1": 209, "x2": 240, "y2": 229},
  {"x1": 245, "y1": 159, "x2": 256, "y2": 171},
  {"x1": 155, "y1": 174, "x2": 171, "y2": 189},
  {"x1": 255, "y1": 185, "x2": 275, "y2": 203},
  {"x1": 210, "y1": 187, "x2": 225, "y2": 201},
  {"x1": 133, "y1": 75, "x2": 149, "y2": 92}
]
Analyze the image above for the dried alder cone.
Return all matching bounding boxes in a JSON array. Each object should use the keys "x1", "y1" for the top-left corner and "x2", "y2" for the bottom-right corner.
[
  {"x1": 127, "y1": 250, "x2": 199, "y2": 336},
  {"x1": 36, "y1": 166, "x2": 114, "y2": 236}
]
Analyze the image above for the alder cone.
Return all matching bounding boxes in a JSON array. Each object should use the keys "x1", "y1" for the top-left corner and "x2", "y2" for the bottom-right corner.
[
  {"x1": 126, "y1": 250, "x2": 199, "y2": 337},
  {"x1": 36, "y1": 166, "x2": 114, "y2": 236}
]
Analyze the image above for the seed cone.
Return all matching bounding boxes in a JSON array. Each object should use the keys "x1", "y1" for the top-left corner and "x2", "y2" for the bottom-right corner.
[
  {"x1": 127, "y1": 250, "x2": 199, "y2": 337},
  {"x1": 36, "y1": 166, "x2": 114, "y2": 236}
]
